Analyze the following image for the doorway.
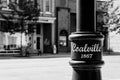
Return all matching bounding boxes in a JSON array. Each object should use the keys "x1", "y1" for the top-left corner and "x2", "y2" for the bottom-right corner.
[
  {"x1": 43, "y1": 23, "x2": 52, "y2": 53},
  {"x1": 36, "y1": 37, "x2": 40, "y2": 50}
]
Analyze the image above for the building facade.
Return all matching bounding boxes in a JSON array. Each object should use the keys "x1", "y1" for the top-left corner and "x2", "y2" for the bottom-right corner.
[
  {"x1": 31, "y1": 0, "x2": 76, "y2": 53},
  {"x1": 55, "y1": 0, "x2": 76, "y2": 53},
  {"x1": 30, "y1": 0, "x2": 56, "y2": 53},
  {"x1": 0, "y1": 0, "x2": 77, "y2": 54}
]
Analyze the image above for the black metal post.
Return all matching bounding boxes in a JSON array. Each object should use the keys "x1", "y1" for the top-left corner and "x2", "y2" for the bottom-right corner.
[{"x1": 69, "y1": 0, "x2": 104, "y2": 80}]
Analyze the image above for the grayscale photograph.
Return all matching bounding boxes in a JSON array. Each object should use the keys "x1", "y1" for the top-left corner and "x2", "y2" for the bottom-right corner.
[{"x1": 0, "y1": 0, "x2": 119, "y2": 80}]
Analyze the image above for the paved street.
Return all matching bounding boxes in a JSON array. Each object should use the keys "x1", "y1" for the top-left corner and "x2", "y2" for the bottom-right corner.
[
  {"x1": 0, "y1": 56, "x2": 72, "y2": 80},
  {"x1": 102, "y1": 55, "x2": 120, "y2": 80},
  {"x1": 0, "y1": 54, "x2": 119, "y2": 80}
]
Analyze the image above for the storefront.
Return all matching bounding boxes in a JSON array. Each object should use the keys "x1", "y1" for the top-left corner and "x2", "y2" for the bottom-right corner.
[
  {"x1": 31, "y1": 17, "x2": 56, "y2": 53},
  {"x1": 56, "y1": 7, "x2": 70, "y2": 52},
  {"x1": 0, "y1": 20, "x2": 27, "y2": 54},
  {"x1": 0, "y1": 16, "x2": 56, "y2": 55}
]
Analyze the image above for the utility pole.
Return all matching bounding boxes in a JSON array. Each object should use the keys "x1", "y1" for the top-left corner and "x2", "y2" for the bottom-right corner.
[{"x1": 69, "y1": 0, "x2": 104, "y2": 80}]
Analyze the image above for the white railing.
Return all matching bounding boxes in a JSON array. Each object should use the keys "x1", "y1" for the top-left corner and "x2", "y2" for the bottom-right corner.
[{"x1": 0, "y1": 50, "x2": 20, "y2": 55}]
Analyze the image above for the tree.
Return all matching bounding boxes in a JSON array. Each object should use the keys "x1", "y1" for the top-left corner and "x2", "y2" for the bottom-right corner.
[
  {"x1": 0, "y1": 0, "x2": 40, "y2": 34},
  {"x1": 97, "y1": 0, "x2": 120, "y2": 34}
]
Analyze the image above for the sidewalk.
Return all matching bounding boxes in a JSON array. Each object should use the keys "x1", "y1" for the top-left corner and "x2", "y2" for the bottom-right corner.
[
  {"x1": 103, "y1": 51, "x2": 120, "y2": 56},
  {"x1": 34, "y1": 52, "x2": 120, "y2": 58},
  {"x1": 0, "y1": 52, "x2": 71, "y2": 59},
  {"x1": 0, "y1": 51, "x2": 120, "y2": 59},
  {"x1": 31, "y1": 52, "x2": 71, "y2": 58}
]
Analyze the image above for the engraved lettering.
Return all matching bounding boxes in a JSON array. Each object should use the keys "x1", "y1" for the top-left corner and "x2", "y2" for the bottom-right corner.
[
  {"x1": 72, "y1": 43, "x2": 102, "y2": 53},
  {"x1": 81, "y1": 54, "x2": 93, "y2": 59}
]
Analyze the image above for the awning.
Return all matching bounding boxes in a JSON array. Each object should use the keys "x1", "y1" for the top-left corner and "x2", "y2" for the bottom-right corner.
[
  {"x1": 37, "y1": 17, "x2": 56, "y2": 23},
  {"x1": 0, "y1": 16, "x2": 56, "y2": 24}
]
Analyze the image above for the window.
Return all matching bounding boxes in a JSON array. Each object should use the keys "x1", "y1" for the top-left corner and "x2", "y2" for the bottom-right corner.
[
  {"x1": 36, "y1": 24, "x2": 41, "y2": 35},
  {"x1": 10, "y1": 0, "x2": 18, "y2": 3},
  {"x1": 44, "y1": 0, "x2": 51, "y2": 13},
  {"x1": 0, "y1": 0, "x2": 18, "y2": 10},
  {"x1": 45, "y1": 0, "x2": 50, "y2": 12},
  {"x1": 60, "y1": 0, "x2": 67, "y2": 7},
  {"x1": 59, "y1": 30, "x2": 68, "y2": 47},
  {"x1": 0, "y1": 0, "x2": 8, "y2": 9},
  {"x1": 25, "y1": 0, "x2": 37, "y2": 8}
]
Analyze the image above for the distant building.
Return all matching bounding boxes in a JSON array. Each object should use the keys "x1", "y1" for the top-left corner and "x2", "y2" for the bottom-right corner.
[
  {"x1": 0, "y1": 0, "x2": 77, "y2": 54},
  {"x1": 28, "y1": 0, "x2": 76, "y2": 53},
  {"x1": 55, "y1": 0, "x2": 76, "y2": 53}
]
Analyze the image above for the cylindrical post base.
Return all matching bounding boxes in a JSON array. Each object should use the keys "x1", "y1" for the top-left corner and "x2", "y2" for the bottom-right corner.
[
  {"x1": 69, "y1": 32, "x2": 104, "y2": 80},
  {"x1": 72, "y1": 67, "x2": 102, "y2": 80},
  {"x1": 70, "y1": 0, "x2": 104, "y2": 80}
]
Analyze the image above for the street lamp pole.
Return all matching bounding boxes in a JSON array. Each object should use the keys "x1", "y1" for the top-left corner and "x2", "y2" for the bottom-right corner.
[{"x1": 69, "y1": 0, "x2": 104, "y2": 80}]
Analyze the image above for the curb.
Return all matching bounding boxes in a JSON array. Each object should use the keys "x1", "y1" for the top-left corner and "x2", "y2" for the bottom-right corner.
[
  {"x1": 0, "y1": 52, "x2": 120, "y2": 59},
  {"x1": 0, "y1": 53, "x2": 71, "y2": 59}
]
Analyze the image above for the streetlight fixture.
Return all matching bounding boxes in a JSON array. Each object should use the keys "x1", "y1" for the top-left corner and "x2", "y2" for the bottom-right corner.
[{"x1": 69, "y1": 0, "x2": 104, "y2": 80}]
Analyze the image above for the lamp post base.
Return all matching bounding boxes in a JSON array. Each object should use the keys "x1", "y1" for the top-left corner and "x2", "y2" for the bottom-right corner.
[
  {"x1": 72, "y1": 67, "x2": 102, "y2": 80},
  {"x1": 69, "y1": 32, "x2": 104, "y2": 80}
]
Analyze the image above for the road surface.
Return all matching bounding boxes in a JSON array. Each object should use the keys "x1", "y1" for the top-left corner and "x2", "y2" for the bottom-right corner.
[{"x1": 0, "y1": 55, "x2": 119, "y2": 80}]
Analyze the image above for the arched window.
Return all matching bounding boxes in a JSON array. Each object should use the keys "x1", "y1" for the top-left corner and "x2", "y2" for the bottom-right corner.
[{"x1": 59, "y1": 30, "x2": 68, "y2": 47}]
